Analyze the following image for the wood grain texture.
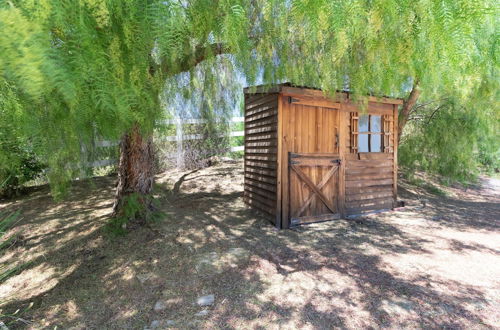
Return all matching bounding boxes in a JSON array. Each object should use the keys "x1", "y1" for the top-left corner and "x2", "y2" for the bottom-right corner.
[
  {"x1": 245, "y1": 84, "x2": 403, "y2": 105},
  {"x1": 281, "y1": 96, "x2": 291, "y2": 228},
  {"x1": 288, "y1": 154, "x2": 341, "y2": 225},
  {"x1": 282, "y1": 103, "x2": 341, "y2": 227},
  {"x1": 243, "y1": 85, "x2": 400, "y2": 226},
  {"x1": 245, "y1": 109, "x2": 278, "y2": 123},
  {"x1": 393, "y1": 104, "x2": 399, "y2": 206},
  {"x1": 244, "y1": 94, "x2": 279, "y2": 221},
  {"x1": 345, "y1": 156, "x2": 395, "y2": 213},
  {"x1": 276, "y1": 94, "x2": 284, "y2": 228}
]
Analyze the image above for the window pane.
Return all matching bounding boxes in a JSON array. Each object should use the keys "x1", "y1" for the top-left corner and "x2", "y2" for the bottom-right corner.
[
  {"x1": 371, "y1": 115, "x2": 381, "y2": 133},
  {"x1": 371, "y1": 134, "x2": 382, "y2": 152},
  {"x1": 359, "y1": 134, "x2": 369, "y2": 152},
  {"x1": 359, "y1": 115, "x2": 369, "y2": 132}
]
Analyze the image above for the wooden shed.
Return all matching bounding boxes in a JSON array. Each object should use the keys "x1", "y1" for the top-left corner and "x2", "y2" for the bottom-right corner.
[{"x1": 243, "y1": 84, "x2": 403, "y2": 229}]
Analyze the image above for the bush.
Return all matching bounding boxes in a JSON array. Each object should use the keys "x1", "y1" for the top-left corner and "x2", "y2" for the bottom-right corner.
[
  {"x1": 0, "y1": 81, "x2": 45, "y2": 198},
  {"x1": 0, "y1": 138, "x2": 45, "y2": 198},
  {"x1": 399, "y1": 99, "x2": 499, "y2": 183}
]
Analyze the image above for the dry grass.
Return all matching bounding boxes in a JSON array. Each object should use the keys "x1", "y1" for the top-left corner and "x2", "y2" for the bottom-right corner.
[{"x1": 0, "y1": 161, "x2": 499, "y2": 329}]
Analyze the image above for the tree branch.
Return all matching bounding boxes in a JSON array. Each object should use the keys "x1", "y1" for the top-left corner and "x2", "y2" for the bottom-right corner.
[
  {"x1": 426, "y1": 104, "x2": 445, "y2": 125},
  {"x1": 398, "y1": 79, "x2": 421, "y2": 142},
  {"x1": 162, "y1": 43, "x2": 230, "y2": 77}
]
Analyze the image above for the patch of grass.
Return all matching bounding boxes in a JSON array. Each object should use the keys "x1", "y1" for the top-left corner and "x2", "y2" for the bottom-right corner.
[
  {"x1": 1, "y1": 302, "x2": 34, "y2": 327},
  {"x1": 403, "y1": 171, "x2": 448, "y2": 196},
  {"x1": 0, "y1": 210, "x2": 19, "y2": 249},
  {"x1": 0, "y1": 210, "x2": 33, "y2": 286},
  {"x1": 105, "y1": 193, "x2": 166, "y2": 236},
  {"x1": 226, "y1": 151, "x2": 244, "y2": 159},
  {"x1": 485, "y1": 169, "x2": 500, "y2": 180},
  {"x1": 93, "y1": 165, "x2": 117, "y2": 177},
  {"x1": 422, "y1": 183, "x2": 448, "y2": 196}
]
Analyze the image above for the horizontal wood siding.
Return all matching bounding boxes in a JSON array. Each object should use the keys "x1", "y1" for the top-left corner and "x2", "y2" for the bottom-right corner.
[
  {"x1": 345, "y1": 153, "x2": 395, "y2": 215},
  {"x1": 244, "y1": 93, "x2": 278, "y2": 219}
]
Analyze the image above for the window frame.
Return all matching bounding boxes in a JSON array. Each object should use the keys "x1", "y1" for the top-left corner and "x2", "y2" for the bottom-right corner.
[{"x1": 357, "y1": 114, "x2": 384, "y2": 153}]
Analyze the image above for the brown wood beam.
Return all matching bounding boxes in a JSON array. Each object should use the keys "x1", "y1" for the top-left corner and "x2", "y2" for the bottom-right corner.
[{"x1": 398, "y1": 80, "x2": 421, "y2": 142}]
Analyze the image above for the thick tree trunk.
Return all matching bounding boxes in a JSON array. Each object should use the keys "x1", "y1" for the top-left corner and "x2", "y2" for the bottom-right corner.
[
  {"x1": 398, "y1": 80, "x2": 421, "y2": 143},
  {"x1": 112, "y1": 124, "x2": 155, "y2": 224}
]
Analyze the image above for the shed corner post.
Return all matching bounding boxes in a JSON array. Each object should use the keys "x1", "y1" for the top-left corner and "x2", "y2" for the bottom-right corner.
[
  {"x1": 393, "y1": 103, "x2": 399, "y2": 207},
  {"x1": 279, "y1": 93, "x2": 290, "y2": 229},
  {"x1": 243, "y1": 92, "x2": 248, "y2": 208},
  {"x1": 338, "y1": 103, "x2": 347, "y2": 218},
  {"x1": 275, "y1": 92, "x2": 284, "y2": 229}
]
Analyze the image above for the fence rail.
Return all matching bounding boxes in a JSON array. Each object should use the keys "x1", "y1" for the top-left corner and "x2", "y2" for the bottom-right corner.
[
  {"x1": 158, "y1": 116, "x2": 244, "y2": 125},
  {"x1": 91, "y1": 117, "x2": 245, "y2": 168}
]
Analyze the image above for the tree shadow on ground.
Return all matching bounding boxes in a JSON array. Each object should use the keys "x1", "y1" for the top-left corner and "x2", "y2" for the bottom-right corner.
[
  {"x1": 0, "y1": 166, "x2": 498, "y2": 328},
  {"x1": 156, "y1": 182, "x2": 495, "y2": 329},
  {"x1": 398, "y1": 181, "x2": 500, "y2": 232}
]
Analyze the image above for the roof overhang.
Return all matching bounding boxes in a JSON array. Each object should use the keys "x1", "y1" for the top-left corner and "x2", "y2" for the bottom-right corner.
[{"x1": 243, "y1": 83, "x2": 404, "y2": 105}]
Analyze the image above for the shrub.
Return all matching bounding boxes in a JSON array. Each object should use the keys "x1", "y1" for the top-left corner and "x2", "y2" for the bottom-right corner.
[
  {"x1": 399, "y1": 99, "x2": 499, "y2": 183},
  {"x1": 0, "y1": 80, "x2": 45, "y2": 198},
  {"x1": 0, "y1": 141, "x2": 45, "y2": 198}
]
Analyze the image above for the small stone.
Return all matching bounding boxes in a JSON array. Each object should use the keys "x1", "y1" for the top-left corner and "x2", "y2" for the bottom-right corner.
[
  {"x1": 166, "y1": 320, "x2": 176, "y2": 326},
  {"x1": 153, "y1": 300, "x2": 166, "y2": 311},
  {"x1": 150, "y1": 320, "x2": 161, "y2": 328},
  {"x1": 195, "y1": 309, "x2": 209, "y2": 317},
  {"x1": 197, "y1": 294, "x2": 215, "y2": 306}
]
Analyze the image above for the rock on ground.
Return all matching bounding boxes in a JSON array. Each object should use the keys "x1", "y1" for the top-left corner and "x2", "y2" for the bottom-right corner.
[
  {"x1": 197, "y1": 294, "x2": 215, "y2": 306},
  {"x1": 195, "y1": 309, "x2": 210, "y2": 317},
  {"x1": 153, "y1": 300, "x2": 167, "y2": 311}
]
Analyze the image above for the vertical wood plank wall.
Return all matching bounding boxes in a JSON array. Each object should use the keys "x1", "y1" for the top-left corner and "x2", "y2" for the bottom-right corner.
[
  {"x1": 277, "y1": 95, "x2": 343, "y2": 228},
  {"x1": 243, "y1": 93, "x2": 279, "y2": 222}
]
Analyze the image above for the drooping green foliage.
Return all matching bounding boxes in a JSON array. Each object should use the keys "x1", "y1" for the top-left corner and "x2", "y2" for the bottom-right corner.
[
  {"x1": 0, "y1": 80, "x2": 45, "y2": 197},
  {"x1": 399, "y1": 98, "x2": 499, "y2": 182},
  {"x1": 160, "y1": 55, "x2": 241, "y2": 168},
  {"x1": 0, "y1": 0, "x2": 498, "y2": 193}
]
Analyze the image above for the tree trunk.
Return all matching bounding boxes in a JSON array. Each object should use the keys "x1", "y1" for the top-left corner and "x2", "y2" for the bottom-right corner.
[
  {"x1": 398, "y1": 80, "x2": 421, "y2": 143},
  {"x1": 112, "y1": 124, "x2": 155, "y2": 224}
]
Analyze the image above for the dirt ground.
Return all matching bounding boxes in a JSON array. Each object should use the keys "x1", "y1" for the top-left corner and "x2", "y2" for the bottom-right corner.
[{"x1": 0, "y1": 161, "x2": 499, "y2": 329}]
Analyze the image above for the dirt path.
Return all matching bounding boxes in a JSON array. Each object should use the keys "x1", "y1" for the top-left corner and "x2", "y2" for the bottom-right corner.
[
  {"x1": 483, "y1": 176, "x2": 500, "y2": 197},
  {"x1": 0, "y1": 162, "x2": 499, "y2": 329}
]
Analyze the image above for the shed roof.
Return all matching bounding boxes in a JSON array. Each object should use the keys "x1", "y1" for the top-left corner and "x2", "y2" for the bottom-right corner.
[{"x1": 244, "y1": 83, "x2": 403, "y2": 105}]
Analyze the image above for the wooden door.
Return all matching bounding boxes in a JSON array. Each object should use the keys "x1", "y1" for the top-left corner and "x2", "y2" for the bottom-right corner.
[
  {"x1": 289, "y1": 153, "x2": 341, "y2": 225},
  {"x1": 280, "y1": 100, "x2": 342, "y2": 226}
]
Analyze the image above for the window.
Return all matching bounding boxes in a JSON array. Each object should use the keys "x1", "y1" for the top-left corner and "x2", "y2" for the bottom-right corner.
[{"x1": 358, "y1": 115, "x2": 382, "y2": 152}]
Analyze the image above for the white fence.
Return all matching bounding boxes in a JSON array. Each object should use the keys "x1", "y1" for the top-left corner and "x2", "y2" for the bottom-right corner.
[{"x1": 90, "y1": 116, "x2": 245, "y2": 168}]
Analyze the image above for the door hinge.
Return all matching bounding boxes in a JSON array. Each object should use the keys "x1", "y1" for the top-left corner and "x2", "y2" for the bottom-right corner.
[{"x1": 288, "y1": 96, "x2": 299, "y2": 104}]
